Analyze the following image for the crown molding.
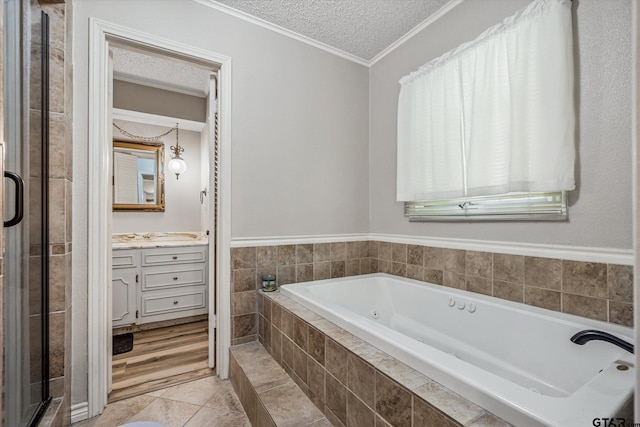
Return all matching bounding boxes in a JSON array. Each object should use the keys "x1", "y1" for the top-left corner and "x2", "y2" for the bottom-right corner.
[
  {"x1": 192, "y1": 0, "x2": 463, "y2": 68},
  {"x1": 368, "y1": 0, "x2": 464, "y2": 66},
  {"x1": 230, "y1": 233, "x2": 634, "y2": 265},
  {"x1": 192, "y1": 0, "x2": 370, "y2": 66}
]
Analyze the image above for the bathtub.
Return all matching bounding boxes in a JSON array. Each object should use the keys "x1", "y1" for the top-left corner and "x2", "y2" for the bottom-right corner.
[{"x1": 280, "y1": 273, "x2": 634, "y2": 427}]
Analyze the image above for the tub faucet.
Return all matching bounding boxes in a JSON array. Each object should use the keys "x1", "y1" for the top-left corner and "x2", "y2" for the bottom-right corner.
[{"x1": 570, "y1": 329, "x2": 634, "y2": 354}]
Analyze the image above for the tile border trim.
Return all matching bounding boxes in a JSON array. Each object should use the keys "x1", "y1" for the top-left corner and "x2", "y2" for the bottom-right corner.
[{"x1": 231, "y1": 233, "x2": 633, "y2": 265}]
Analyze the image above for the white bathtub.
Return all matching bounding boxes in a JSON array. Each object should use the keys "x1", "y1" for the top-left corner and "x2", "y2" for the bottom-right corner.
[{"x1": 280, "y1": 273, "x2": 634, "y2": 427}]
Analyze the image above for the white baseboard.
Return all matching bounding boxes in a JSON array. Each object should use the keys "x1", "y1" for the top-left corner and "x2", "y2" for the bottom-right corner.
[
  {"x1": 71, "y1": 402, "x2": 89, "y2": 424},
  {"x1": 230, "y1": 233, "x2": 633, "y2": 265}
]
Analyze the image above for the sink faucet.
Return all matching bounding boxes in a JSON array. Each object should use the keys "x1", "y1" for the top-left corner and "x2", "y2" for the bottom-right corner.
[{"x1": 570, "y1": 329, "x2": 634, "y2": 354}]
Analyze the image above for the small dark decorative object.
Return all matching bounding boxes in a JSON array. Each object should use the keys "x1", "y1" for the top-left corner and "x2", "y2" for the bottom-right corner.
[{"x1": 113, "y1": 333, "x2": 134, "y2": 355}]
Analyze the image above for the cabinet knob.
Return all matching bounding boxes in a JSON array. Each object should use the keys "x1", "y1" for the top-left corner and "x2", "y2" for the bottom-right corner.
[
  {"x1": 173, "y1": 300, "x2": 178, "y2": 305},
  {"x1": 173, "y1": 276, "x2": 178, "y2": 280},
  {"x1": 172, "y1": 256, "x2": 178, "y2": 260}
]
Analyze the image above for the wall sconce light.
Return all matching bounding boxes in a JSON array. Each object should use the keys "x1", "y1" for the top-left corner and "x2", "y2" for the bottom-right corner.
[{"x1": 168, "y1": 123, "x2": 187, "y2": 180}]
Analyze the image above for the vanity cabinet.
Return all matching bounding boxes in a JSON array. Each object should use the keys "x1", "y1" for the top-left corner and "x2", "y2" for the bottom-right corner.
[{"x1": 112, "y1": 245, "x2": 208, "y2": 327}]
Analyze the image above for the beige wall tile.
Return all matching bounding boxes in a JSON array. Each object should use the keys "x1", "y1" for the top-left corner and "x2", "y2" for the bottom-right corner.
[
  {"x1": 277, "y1": 245, "x2": 296, "y2": 265},
  {"x1": 313, "y1": 262, "x2": 331, "y2": 280},
  {"x1": 330, "y1": 242, "x2": 347, "y2": 261},
  {"x1": 466, "y1": 276, "x2": 491, "y2": 296},
  {"x1": 233, "y1": 314, "x2": 257, "y2": 339},
  {"x1": 424, "y1": 269, "x2": 444, "y2": 285},
  {"x1": 277, "y1": 265, "x2": 296, "y2": 285},
  {"x1": 326, "y1": 374, "x2": 347, "y2": 425},
  {"x1": 493, "y1": 253, "x2": 524, "y2": 284},
  {"x1": 347, "y1": 354, "x2": 375, "y2": 407},
  {"x1": 313, "y1": 243, "x2": 331, "y2": 262},
  {"x1": 307, "y1": 358, "x2": 326, "y2": 411},
  {"x1": 232, "y1": 291, "x2": 257, "y2": 316},
  {"x1": 375, "y1": 372, "x2": 411, "y2": 427},
  {"x1": 378, "y1": 242, "x2": 392, "y2": 261},
  {"x1": 562, "y1": 294, "x2": 607, "y2": 322},
  {"x1": 346, "y1": 242, "x2": 362, "y2": 259},
  {"x1": 443, "y1": 249, "x2": 465, "y2": 274},
  {"x1": 407, "y1": 245, "x2": 423, "y2": 266},
  {"x1": 331, "y1": 261, "x2": 346, "y2": 278},
  {"x1": 609, "y1": 301, "x2": 633, "y2": 327},
  {"x1": 49, "y1": 179, "x2": 66, "y2": 245},
  {"x1": 347, "y1": 391, "x2": 375, "y2": 427},
  {"x1": 232, "y1": 269, "x2": 257, "y2": 293},
  {"x1": 608, "y1": 264, "x2": 633, "y2": 302},
  {"x1": 325, "y1": 339, "x2": 348, "y2": 384},
  {"x1": 296, "y1": 263, "x2": 314, "y2": 282},
  {"x1": 443, "y1": 271, "x2": 465, "y2": 290},
  {"x1": 406, "y1": 264, "x2": 424, "y2": 281},
  {"x1": 525, "y1": 256, "x2": 561, "y2": 290},
  {"x1": 345, "y1": 259, "x2": 361, "y2": 276},
  {"x1": 423, "y1": 246, "x2": 443, "y2": 270},
  {"x1": 562, "y1": 260, "x2": 607, "y2": 298},
  {"x1": 257, "y1": 246, "x2": 277, "y2": 267},
  {"x1": 466, "y1": 251, "x2": 492, "y2": 279},
  {"x1": 391, "y1": 243, "x2": 407, "y2": 263},
  {"x1": 232, "y1": 247, "x2": 256, "y2": 269},
  {"x1": 524, "y1": 287, "x2": 561, "y2": 311},
  {"x1": 296, "y1": 244, "x2": 314, "y2": 264},
  {"x1": 413, "y1": 398, "x2": 458, "y2": 427},
  {"x1": 308, "y1": 326, "x2": 325, "y2": 366},
  {"x1": 492, "y1": 281, "x2": 523, "y2": 303},
  {"x1": 391, "y1": 262, "x2": 406, "y2": 277}
]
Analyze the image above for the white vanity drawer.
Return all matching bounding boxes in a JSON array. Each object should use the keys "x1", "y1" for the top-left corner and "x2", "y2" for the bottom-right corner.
[
  {"x1": 142, "y1": 264, "x2": 206, "y2": 290},
  {"x1": 141, "y1": 287, "x2": 206, "y2": 317},
  {"x1": 141, "y1": 246, "x2": 207, "y2": 266},
  {"x1": 112, "y1": 250, "x2": 139, "y2": 269}
]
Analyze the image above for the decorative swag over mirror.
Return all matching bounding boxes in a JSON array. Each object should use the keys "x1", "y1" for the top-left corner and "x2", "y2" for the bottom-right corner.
[{"x1": 397, "y1": 0, "x2": 575, "y2": 220}]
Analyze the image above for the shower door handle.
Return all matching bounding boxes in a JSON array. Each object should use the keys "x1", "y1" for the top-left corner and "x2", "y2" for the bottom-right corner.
[{"x1": 4, "y1": 171, "x2": 24, "y2": 227}]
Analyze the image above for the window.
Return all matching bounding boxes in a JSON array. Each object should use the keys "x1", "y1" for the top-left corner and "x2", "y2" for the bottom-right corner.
[{"x1": 396, "y1": 0, "x2": 575, "y2": 221}]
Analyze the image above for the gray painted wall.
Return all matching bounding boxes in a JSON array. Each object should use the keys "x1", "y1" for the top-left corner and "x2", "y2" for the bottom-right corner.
[
  {"x1": 369, "y1": 0, "x2": 633, "y2": 249},
  {"x1": 72, "y1": 0, "x2": 369, "y2": 405},
  {"x1": 114, "y1": 80, "x2": 207, "y2": 122}
]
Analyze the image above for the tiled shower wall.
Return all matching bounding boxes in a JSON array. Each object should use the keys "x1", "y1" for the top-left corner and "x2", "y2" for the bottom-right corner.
[
  {"x1": 231, "y1": 240, "x2": 633, "y2": 342},
  {"x1": 29, "y1": 1, "x2": 74, "y2": 425}
]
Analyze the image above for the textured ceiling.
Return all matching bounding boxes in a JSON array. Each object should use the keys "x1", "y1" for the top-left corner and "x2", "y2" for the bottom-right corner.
[
  {"x1": 111, "y1": 0, "x2": 454, "y2": 95},
  {"x1": 111, "y1": 47, "x2": 213, "y2": 97},
  {"x1": 213, "y1": 0, "x2": 453, "y2": 61}
]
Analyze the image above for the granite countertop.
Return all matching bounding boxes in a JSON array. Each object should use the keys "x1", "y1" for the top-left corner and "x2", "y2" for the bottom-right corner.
[{"x1": 112, "y1": 232, "x2": 209, "y2": 249}]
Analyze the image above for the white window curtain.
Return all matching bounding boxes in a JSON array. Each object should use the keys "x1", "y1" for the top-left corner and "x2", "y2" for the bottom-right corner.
[{"x1": 397, "y1": 0, "x2": 575, "y2": 202}]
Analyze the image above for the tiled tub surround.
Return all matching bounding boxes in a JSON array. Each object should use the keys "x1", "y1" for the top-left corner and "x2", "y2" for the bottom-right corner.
[
  {"x1": 231, "y1": 241, "x2": 633, "y2": 343},
  {"x1": 230, "y1": 341, "x2": 330, "y2": 426},
  {"x1": 255, "y1": 290, "x2": 510, "y2": 427},
  {"x1": 279, "y1": 275, "x2": 634, "y2": 426}
]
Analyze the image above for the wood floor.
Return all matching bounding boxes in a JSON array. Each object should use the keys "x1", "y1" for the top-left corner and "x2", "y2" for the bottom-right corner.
[{"x1": 110, "y1": 320, "x2": 214, "y2": 403}]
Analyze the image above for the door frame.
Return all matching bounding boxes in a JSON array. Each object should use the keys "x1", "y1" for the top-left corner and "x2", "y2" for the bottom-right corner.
[{"x1": 87, "y1": 18, "x2": 232, "y2": 417}]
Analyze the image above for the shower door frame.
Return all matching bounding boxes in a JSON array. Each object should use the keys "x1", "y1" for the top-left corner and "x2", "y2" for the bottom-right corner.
[{"x1": 86, "y1": 19, "x2": 232, "y2": 418}]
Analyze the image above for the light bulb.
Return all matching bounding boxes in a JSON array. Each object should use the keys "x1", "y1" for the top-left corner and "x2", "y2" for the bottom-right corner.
[{"x1": 168, "y1": 157, "x2": 187, "y2": 180}]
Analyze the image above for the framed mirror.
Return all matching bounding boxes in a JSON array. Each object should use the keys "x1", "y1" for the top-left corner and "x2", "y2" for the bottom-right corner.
[{"x1": 113, "y1": 140, "x2": 165, "y2": 212}]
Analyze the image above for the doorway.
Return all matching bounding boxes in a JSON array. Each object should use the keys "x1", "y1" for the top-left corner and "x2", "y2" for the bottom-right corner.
[
  {"x1": 108, "y1": 42, "x2": 217, "y2": 401},
  {"x1": 87, "y1": 20, "x2": 232, "y2": 417}
]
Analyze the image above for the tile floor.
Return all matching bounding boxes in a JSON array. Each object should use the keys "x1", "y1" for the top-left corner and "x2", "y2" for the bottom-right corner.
[{"x1": 72, "y1": 376, "x2": 250, "y2": 427}]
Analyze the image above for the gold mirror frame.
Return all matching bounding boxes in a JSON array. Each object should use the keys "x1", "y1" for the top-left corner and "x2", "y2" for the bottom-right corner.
[{"x1": 113, "y1": 140, "x2": 165, "y2": 212}]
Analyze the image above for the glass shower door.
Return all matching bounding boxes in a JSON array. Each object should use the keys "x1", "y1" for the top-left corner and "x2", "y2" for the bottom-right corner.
[{"x1": 3, "y1": 5, "x2": 51, "y2": 426}]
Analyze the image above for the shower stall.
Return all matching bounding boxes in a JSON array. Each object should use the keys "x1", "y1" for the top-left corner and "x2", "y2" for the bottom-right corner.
[{"x1": 4, "y1": 3, "x2": 52, "y2": 426}]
